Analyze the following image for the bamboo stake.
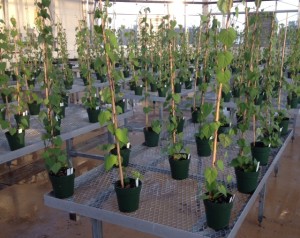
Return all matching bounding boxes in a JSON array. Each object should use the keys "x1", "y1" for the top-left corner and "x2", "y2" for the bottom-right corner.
[
  {"x1": 278, "y1": 13, "x2": 288, "y2": 110},
  {"x1": 212, "y1": 11, "x2": 231, "y2": 166},
  {"x1": 99, "y1": 0, "x2": 124, "y2": 188}
]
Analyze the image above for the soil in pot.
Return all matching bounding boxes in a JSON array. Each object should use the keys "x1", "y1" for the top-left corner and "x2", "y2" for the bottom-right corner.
[
  {"x1": 49, "y1": 168, "x2": 75, "y2": 199},
  {"x1": 28, "y1": 101, "x2": 41, "y2": 115},
  {"x1": 250, "y1": 141, "x2": 270, "y2": 166},
  {"x1": 111, "y1": 145, "x2": 131, "y2": 167},
  {"x1": 64, "y1": 80, "x2": 73, "y2": 90},
  {"x1": 123, "y1": 70, "x2": 130, "y2": 78},
  {"x1": 5, "y1": 130, "x2": 25, "y2": 151},
  {"x1": 232, "y1": 87, "x2": 240, "y2": 98},
  {"x1": 143, "y1": 127, "x2": 160, "y2": 147},
  {"x1": 235, "y1": 168, "x2": 259, "y2": 194},
  {"x1": 129, "y1": 81, "x2": 136, "y2": 91},
  {"x1": 168, "y1": 153, "x2": 191, "y2": 180},
  {"x1": 203, "y1": 194, "x2": 233, "y2": 230},
  {"x1": 87, "y1": 107, "x2": 101, "y2": 123},
  {"x1": 191, "y1": 107, "x2": 200, "y2": 123},
  {"x1": 195, "y1": 136, "x2": 211, "y2": 157},
  {"x1": 114, "y1": 178, "x2": 142, "y2": 213}
]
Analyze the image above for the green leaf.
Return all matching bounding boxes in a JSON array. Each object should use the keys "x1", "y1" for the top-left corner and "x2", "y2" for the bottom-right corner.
[
  {"x1": 217, "y1": 51, "x2": 233, "y2": 68},
  {"x1": 116, "y1": 128, "x2": 128, "y2": 144},
  {"x1": 217, "y1": 0, "x2": 233, "y2": 14},
  {"x1": 42, "y1": 0, "x2": 51, "y2": 7},
  {"x1": 172, "y1": 93, "x2": 181, "y2": 104},
  {"x1": 143, "y1": 106, "x2": 151, "y2": 114},
  {"x1": 219, "y1": 28, "x2": 237, "y2": 47},
  {"x1": 104, "y1": 154, "x2": 117, "y2": 171},
  {"x1": 216, "y1": 69, "x2": 231, "y2": 84},
  {"x1": 99, "y1": 111, "x2": 111, "y2": 125},
  {"x1": 216, "y1": 160, "x2": 224, "y2": 171},
  {"x1": 219, "y1": 134, "x2": 232, "y2": 148}
]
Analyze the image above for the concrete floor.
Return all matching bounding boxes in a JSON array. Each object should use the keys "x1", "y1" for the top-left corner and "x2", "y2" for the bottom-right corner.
[{"x1": 0, "y1": 107, "x2": 299, "y2": 238}]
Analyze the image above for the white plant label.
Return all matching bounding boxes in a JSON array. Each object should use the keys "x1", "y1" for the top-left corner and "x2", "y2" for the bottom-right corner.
[
  {"x1": 22, "y1": 112, "x2": 26, "y2": 116},
  {"x1": 60, "y1": 103, "x2": 64, "y2": 107},
  {"x1": 269, "y1": 143, "x2": 271, "y2": 148},
  {"x1": 55, "y1": 115, "x2": 59, "y2": 121},
  {"x1": 135, "y1": 178, "x2": 139, "y2": 187},
  {"x1": 18, "y1": 129, "x2": 22, "y2": 133},
  {"x1": 188, "y1": 154, "x2": 191, "y2": 160},
  {"x1": 209, "y1": 136, "x2": 213, "y2": 140},
  {"x1": 280, "y1": 127, "x2": 283, "y2": 132},
  {"x1": 256, "y1": 161, "x2": 260, "y2": 172},
  {"x1": 96, "y1": 106, "x2": 100, "y2": 110},
  {"x1": 126, "y1": 142, "x2": 131, "y2": 149}
]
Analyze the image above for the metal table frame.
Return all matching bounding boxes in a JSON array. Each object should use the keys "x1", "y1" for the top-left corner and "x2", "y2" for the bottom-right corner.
[{"x1": 44, "y1": 124, "x2": 293, "y2": 238}]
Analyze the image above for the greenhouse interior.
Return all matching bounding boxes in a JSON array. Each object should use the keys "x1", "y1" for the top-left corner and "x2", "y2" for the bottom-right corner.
[{"x1": 0, "y1": 0, "x2": 299, "y2": 237}]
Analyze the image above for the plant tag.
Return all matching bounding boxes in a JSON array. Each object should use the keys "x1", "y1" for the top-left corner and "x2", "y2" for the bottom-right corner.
[
  {"x1": 140, "y1": 85, "x2": 143, "y2": 87},
  {"x1": 229, "y1": 122, "x2": 232, "y2": 127},
  {"x1": 67, "y1": 168, "x2": 71, "y2": 175},
  {"x1": 229, "y1": 194, "x2": 235, "y2": 203},
  {"x1": 60, "y1": 102, "x2": 64, "y2": 107},
  {"x1": 96, "y1": 106, "x2": 100, "y2": 110},
  {"x1": 280, "y1": 127, "x2": 283, "y2": 132},
  {"x1": 183, "y1": 117, "x2": 185, "y2": 120},
  {"x1": 164, "y1": 85, "x2": 167, "y2": 88},
  {"x1": 22, "y1": 111, "x2": 26, "y2": 116},
  {"x1": 55, "y1": 115, "x2": 59, "y2": 121},
  {"x1": 126, "y1": 142, "x2": 131, "y2": 149},
  {"x1": 269, "y1": 143, "x2": 271, "y2": 148},
  {"x1": 209, "y1": 136, "x2": 213, "y2": 140},
  {"x1": 190, "y1": 78, "x2": 192, "y2": 81},
  {"x1": 135, "y1": 178, "x2": 139, "y2": 187},
  {"x1": 188, "y1": 154, "x2": 191, "y2": 160},
  {"x1": 122, "y1": 99, "x2": 125, "y2": 102},
  {"x1": 256, "y1": 161, "x2": 260, "y2": 172},
  {"x1": 18, "y1": 129, "x2": 22, "y2": 133}
]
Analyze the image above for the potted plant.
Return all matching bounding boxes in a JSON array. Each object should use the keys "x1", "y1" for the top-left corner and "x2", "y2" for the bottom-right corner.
[
  {"x1": 96, "y1": 0, "x2": 141, "y2": 212},
  {"x1": 230, "y1": 155, "x2": 260, "y2": 194},
  {"x1": 163, "y1": 16, "x2": 191, "y2": 180},
  {"x1": 202, "y1": 160, "x2": 234, "y2": 230},
  {"x1": 35, "y1": 0, "x2": 74, "y2": 198}
]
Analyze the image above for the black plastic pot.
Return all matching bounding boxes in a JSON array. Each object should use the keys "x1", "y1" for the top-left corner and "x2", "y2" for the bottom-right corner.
[
  {"x1": 191, "y1": 107, "x2": 200, "y2": 123},
  {"x1": 134, "y1": 85, "x2": 143, "y2": 95},
  {"x1": 251, "y1": 141, "x2": 270, "y2": 166},
  {"x1": 195, "y1": 136, "x2": 211, "y2": 157},
  {"x1": 5, "y1": 130, "x2": 25, "y2": 151},
  {"x1": 27, "y1": 78, "x2": 35, "y2": 87},
  {"x1": 232, "y1": 87, "x2": 240, "y2": 98},
  {"x1": 129, "y1": 82, "x2": 136, "y2": 91},
  {"x1": 174, "y1": 83, "x2": 182, "y2": 93},
  {"x1": 177, "y1": 117, "x2": 185, "y2": 133},
  {"x1": 87, "y1": 107, "x2": 101, "y2": 123},
  {"x1": 111, "y1": 146, "x2": 131, "y2": 167},
  {"x1": 184, "y1": 80, "x2": 192, "y2": 89},
  {"x1": 143, "y1": 127, "x2": 160, "y2": 147},
  {"x1": 217, "y1": 124, "x2": 230, "y2": 141},
  {"x1": 115, "y1": 178, "x2": 142, "y2": 213},
  {"x1": 196, "y1": 77, "x2": 202, "y2": 86},
  {"x1": 203, "y1": 196, "x2": 233, "y2": 230},
  {"x1": 14, "y1": 114, "x2": 30, "y2": 129},
  {"x1": 158, "y1": 87, "x2": 167, "y2": 97},
  {"x1": 222, "y1": 91, "x2": 231, "y2": 102},
  {"x1": 278, "y1": 117, "x2": 289, "y2": 135},
  {"x1": 235, "y1": 168, "x2": 259, "y2": 194},
  {"x1": 116, "y1": 99, "x2": 125, "y2": 113},
  {"x1": 123, "y1": 70, "x2": 130, "y2": 78},
  {"x1": 64, "y1": 80, "x2": 73, "y2": 90},
  {"x1": 1, "y1": 108, "x2": 5, "y2": 120},
  {"x1": 28, "y1": 101, "x2": 41, "y2": 115},
  {"x1": 287, "y1": 95, "x2": 298, "y2": 109},
  {"x1": 1, "y1": 93, "x2": 13, "y2": 103},
  {"x1": 150, "y1": 83, "x2": 158, "y2": 92},
  {"x1": 168, "y1": 153, "x2": 191, "y2": 180},
  {"x1": 49, "y1": 171, "x2": 75, "y2": 199}
]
